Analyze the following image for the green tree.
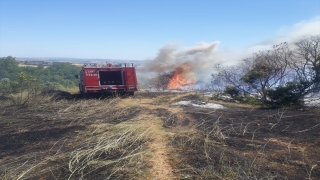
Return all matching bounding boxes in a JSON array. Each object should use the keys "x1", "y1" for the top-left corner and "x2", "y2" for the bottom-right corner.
[
  {"x1": 11, "y1": 72, "x2": 40, "y2": 105},
  {"x1": 213, "y1": 42, "x2": 292, "y2": 106},
  {"x1": 241, "y1": 60, "x2": 274, "y2": 103},
  {"x1": 224, "y1": 86, "x2": 240, "y2": 98},
  {"x1": 0, "y1": 56, "x2": 19, "y2": 79},
  {"x1": 0, "y1": 78, "x2": 11, "y2": 95},
  {"x1": 266, "y1": 82, "x2": 303, "y2": 106}
]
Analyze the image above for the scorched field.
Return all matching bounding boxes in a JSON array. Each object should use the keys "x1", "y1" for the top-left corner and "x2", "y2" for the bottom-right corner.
[{"x1": 0, "y1": 91, "x2": 319, "y2": 180}]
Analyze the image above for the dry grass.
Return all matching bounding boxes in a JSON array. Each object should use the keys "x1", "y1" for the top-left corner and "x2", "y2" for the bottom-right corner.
[
  {"x1": 0, "y1": 93, "x2": 151, "y2": 180},
  {"x1": 1, "y1": 91, "x2": 319, "y2": 179},
  {"x1": 168, "y1": 102, "x2": 320, "y2": 179}
]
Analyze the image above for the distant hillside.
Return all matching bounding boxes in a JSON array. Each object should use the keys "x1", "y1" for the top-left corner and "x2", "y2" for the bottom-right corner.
[{"x1": 15, "y1": 57, "x2": 147, "y2": 65}]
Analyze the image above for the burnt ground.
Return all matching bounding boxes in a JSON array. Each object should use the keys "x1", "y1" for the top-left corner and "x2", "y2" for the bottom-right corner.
[
  {"x1": 169, "y1": 95, "x2": 320, "y2": 179},
  {"x1": 0, "y1": 91, "x2": 319, "y2": 179},
  {"x1": 0, "y1": 97, "x2": 145, "y2": 179}
]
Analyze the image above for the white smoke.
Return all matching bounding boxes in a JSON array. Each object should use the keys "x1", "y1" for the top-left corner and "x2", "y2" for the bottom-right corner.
[
  {"x1": 138, "y1": 16, "x2": 320, "y2": 87},
  {"x1": 244, "y1": 16, "x2": 320, "y2": 55},
  {"x1": 138, "y1": 41, "x2": 221, "y2": 86}
]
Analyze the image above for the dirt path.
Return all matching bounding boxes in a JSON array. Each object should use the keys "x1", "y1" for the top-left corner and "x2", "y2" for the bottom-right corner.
[
  {"x1": 144, "y1": 114, "x2": 176, "y2": 180},
  {"x1": 117, "y1": 92, "x2": 223, "y2": 179},
  {"x1": 117, "y1": 92, "x2": 204, "y2": 179},
  {"x1": 118, "y1": 95, "x2": 188, "y2": 180}
]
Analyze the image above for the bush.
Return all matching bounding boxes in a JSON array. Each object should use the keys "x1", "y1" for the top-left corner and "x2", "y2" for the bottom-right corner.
[
  {"x1": 242, "y1": 94, "x2": 262, "y2": 105},
  {"x1": 211, "y1": 92, "x2": 222, "y2": 100},
  {"x1": 0, "y1": 78, "x2": 11, "y2": 95},
  {"x1": 266, "y1": 82, "x2": 303, "y2": 106},
  {"x1": 0, "y1": 72, "x2": 43, "y2": 106},
  {"x1": 211, "y1": 92, "x2": 234, "y2": 102},
  {"x1": 224, "y1": 86, "x2": 240, "y2": 98}
]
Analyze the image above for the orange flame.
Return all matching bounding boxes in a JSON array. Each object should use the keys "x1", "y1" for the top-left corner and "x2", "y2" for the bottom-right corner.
[{"x1": 167, "y1": 72, "x2": 195, "y2": 89}]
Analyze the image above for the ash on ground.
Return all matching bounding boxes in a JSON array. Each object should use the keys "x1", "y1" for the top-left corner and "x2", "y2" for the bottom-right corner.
[
  {"x1": 172, "y1": 100, "x2": 225, "y2": 109},
  {"x1": 304, "y1": 93, "x2": 320, "y2": 107}
]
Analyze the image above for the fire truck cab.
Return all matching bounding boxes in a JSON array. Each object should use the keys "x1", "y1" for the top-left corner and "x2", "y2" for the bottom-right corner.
[{"x1": 78, "y1": 63, "x2": 138, "y2": 95}]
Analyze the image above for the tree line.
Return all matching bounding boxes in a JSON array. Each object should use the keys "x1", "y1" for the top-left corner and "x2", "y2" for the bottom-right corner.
[
  {"x1": 211, "y1": 35, "x2": 320, "y2": 106},
  {"x1": 0, "y1": 56, "x2": 81, "y2": 95}
]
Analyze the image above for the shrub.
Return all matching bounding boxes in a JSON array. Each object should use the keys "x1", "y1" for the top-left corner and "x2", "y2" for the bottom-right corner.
[
  {"x1": 266, "y1": 82, "x2": 303, "y2": 106},
  {"x1": 0, "y1": 78, "x2": 11, "y2": 95},
  {"x1": 211, "y1": 92, "x2": 222, "y2": 100},
  {"x1": 224, "y1": 86, "x2": 240, "y2": 98}
]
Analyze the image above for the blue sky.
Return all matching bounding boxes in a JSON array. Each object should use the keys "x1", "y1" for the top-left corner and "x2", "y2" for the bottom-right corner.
[{"x1": 0, "y1": 0, "x2": 319, "y2": 60}]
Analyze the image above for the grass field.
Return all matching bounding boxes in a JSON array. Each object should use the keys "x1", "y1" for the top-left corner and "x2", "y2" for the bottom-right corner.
[{"x1": 0, "y1": 91, "x2": 319, "y2": 179}]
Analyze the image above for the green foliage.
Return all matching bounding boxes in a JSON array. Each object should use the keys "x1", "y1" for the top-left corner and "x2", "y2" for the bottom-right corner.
[
  {"x1": 242, "y1": 95, "x2": 262, "y2": 105},
  {"x1": 0, "y1": 57, "x2": 81, "y2": 92},
  {"x1": 211, "y1": 92, "x2": 235, "y2": 102},
  {"x1": 0, "y1": 56, "x2": 82, "y2": 106},
  {"x1": 266, "y1": 82, "x2": 304, "y2": 106},
  {"x1": 43, "y1": 82, "x2": 64, "y2": 90},
  {"x1": 10, "y1": 72, "x2": 42, "y2": 105},
  {"x1": 214, "y1": 87, "x2": 262, "y2": 105},
  {"x1": 13, "y1": 72, "x2": 39, "y2": 91},
  {"x1": 221, "y1": 82, "x2": 304, "y2": 107},
  {"x1": 0, "y1": 72, "x2": 42, "y2": 105},
  {"x1": 213, "y1": 35, "x2": 320, "y2": 107},
  {"x1": 0, "y1": 78, "x2": 11, "y2": 95},
  {"x1": 241, "y1": 62, "x2": 273, "y2": 86},
  {"x1": 211, "y1": 92, "x2": 222, "y2": 100},
  {"x1": 224, "y1": 86, "x2": 240, "y2": 98},
  {"x1": 34, "y1": 62, "x2": 81, "y2": 88},
  {"x1": 0, "y1": 56, "x2": 19, "y2": 79}
]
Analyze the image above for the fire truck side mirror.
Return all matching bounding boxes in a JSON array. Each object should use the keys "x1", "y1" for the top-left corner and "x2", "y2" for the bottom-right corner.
[{"x1": 75, "y1": 75, "x2": 79, "y2": 79}]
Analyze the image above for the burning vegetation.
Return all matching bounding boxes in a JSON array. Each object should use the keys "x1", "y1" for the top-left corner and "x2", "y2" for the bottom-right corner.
[
  {"x1": 167, "y1": 65, "x2": 196, "y2": 89},
  {"x1": 139, "y1": 41, "x2": 221, "y2": 90}
]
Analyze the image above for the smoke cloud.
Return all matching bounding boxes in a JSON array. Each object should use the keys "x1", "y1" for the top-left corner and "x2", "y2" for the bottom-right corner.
[
  {"x1": 138, "y1": 16, "x2": 320, "y2": 87},
  {"x1": 138, "y1": 41, "x2": 221, "y2": 86},
  {"x1": 244, "y1": 16, "x2": 320, "y2": 55}
]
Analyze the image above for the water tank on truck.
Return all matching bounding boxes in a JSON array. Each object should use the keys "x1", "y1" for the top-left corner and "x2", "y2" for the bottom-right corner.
[{"x1": 75, "y1": 63, "x2": 138, "y2": 96}]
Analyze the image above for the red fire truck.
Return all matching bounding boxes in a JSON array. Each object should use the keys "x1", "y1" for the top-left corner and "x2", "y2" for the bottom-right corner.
[{"x1": 77, "y1": 63, "x2": 138, "y2": 95}]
